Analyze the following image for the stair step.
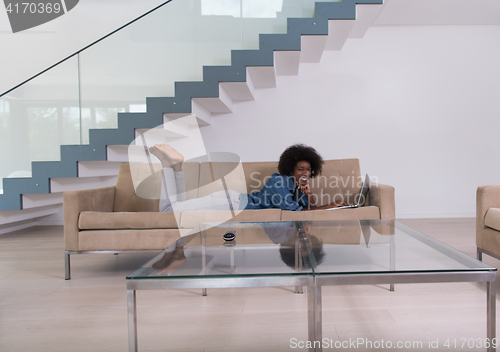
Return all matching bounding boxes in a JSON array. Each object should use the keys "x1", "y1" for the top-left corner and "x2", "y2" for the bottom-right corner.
[
  {"x1": 78, "y1": 161, "x2": 124, "y2": 178},
  {"x1": 349, "y1": 3, "x2": 383, "y2": 38},
  {"x1": 192, "y1": 85, "x2": 233, "y2": 113},
  {"x1": 220, "y1": 69, "x2": 255, "y2": 101},
  {"x1": 0, "y1": 204, "x2": 60, "y2": 226},
  {"x1": 163, "y1": 112, "x2": 209, "y2": 127},
  {"x1": 135, "y1": 121, "x2": 190, "y2": 143},
  {"x1": 50, "y1": 176, "x2": 117, "y2": 193},
  {"x1": 300, "y1": 35, "x2": 328, "y2": 63},
  {"x1": 325, "y1": 19, "x2": 355, "y2": 51},
  {"x1": 107, "y1": 145, "x2": 130, "y2": 162},
  {"x1": 22, "y1": 193, "x2": 63, "y2": 209},
  {"x1": 191, "y1": 101, "x2": 212, "y2": 126},
  {"x1": 247, "y1": 66, "x2": 277, "y2": 88},
  {"x1": 274, "y1": 51, "x2": 301, "y2": 76}
]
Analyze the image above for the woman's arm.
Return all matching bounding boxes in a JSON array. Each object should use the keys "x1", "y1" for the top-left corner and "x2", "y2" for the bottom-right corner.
[
  {"x1": 303, "y1": 204, "x2": 337, "y2": 211},
  {"x1": 297, "y1": 180, "x2": 348, "y2": 211},
  {"x1": 302, "y1": 200, "x2": 349, "y2": 211},
  {"x1": 260, "y1": 174, "x2": 305, "y2": 211}
]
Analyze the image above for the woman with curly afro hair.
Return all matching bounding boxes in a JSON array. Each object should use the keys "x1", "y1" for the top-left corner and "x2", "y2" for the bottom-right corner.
[
  {"x1": 245, "y1": 143, "x2": 346, "y2": 211},
  {"x1": 150, "y1": 143, "x2": 346, "y2": 213},
  {"x1": 278, "y1": 144, "x2": 323, "y2": 178}
]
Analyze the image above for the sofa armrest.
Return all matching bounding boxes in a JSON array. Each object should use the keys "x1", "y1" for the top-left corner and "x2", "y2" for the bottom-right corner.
[
  {"x1": 63, "y1": 186, "x2": 116, "y2": 251},
  {"x1": 369, "y1": 183, "x2": 395, "y2": 220},
  {"x1": 476, "y1": 186, "x2": 500, "y2": 248}
]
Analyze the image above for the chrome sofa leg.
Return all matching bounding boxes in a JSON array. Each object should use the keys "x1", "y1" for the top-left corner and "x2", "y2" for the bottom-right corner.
[{"x1": 65, "y1": 251, "x2": 71, "y2": 280}]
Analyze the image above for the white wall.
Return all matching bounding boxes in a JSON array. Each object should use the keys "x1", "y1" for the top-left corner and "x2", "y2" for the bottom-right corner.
[{"x1": 200, "y1": 25, "x2": 500, "y2": 218}]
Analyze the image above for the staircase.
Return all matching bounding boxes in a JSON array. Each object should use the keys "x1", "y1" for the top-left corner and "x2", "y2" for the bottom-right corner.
[{"x1": 0, "y1": 0, "x2": 384, "y2": 213}]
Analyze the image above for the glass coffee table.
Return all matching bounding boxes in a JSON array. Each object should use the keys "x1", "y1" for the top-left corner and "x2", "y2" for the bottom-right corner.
[{"x1": 126, "y1": 220, "x2": 497, "y2": 352}]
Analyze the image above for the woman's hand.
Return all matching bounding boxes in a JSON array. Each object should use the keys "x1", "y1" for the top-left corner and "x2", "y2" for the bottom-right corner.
[
  {"x1": 296, "y1": 180, "x2": 311, "y2": 195},
  {"x1": 306, "y1": 201, "x2": 348, "y2": 211},
  {"x1": 333, "y1": 191, "x2": 348, "y2": 207},
  {"x1": 333, "y1": 200, "x2": 348, "y2": 207}
]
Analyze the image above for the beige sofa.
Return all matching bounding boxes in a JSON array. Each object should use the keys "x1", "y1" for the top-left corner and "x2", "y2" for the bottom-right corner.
[
  {"x1": 476, "y1": 186, "x2": 500, "y2": 261},
  {"x1": 64, "y1": 158, "x2": 395, "y2": 279}
]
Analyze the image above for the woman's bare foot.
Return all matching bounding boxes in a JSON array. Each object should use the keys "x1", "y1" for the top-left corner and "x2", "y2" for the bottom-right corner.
[
  {"x1": 149, "y1": 144, "x2": 184, "y2": 171},
  {"x1": 149, "y1": 145, "x2": 171, "y2": 168}
]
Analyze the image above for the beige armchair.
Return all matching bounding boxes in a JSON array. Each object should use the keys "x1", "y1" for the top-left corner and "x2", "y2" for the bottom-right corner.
[{"x1": 476, "y1": 186, "x2": 500, "y2": 261}]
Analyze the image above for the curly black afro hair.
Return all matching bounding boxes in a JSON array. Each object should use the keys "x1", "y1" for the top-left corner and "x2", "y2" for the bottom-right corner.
[{"x1": 278, "y1": 144, "x2": 323, "y2": 178}]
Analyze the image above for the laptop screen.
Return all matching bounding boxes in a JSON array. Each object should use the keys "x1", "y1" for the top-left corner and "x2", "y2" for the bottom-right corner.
[{"x1": 355, "y1": 173, "x2": 370, "y2": 206}]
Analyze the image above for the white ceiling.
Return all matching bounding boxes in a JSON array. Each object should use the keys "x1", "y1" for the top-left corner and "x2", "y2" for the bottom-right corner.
[{"x1": 375, "y1": 0, "x2": 500, "y2": 25}]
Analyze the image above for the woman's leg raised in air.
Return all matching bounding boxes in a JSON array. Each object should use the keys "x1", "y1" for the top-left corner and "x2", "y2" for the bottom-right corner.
[{"x1": 149, "y1": 144, "x2": 241, "y2": 212}]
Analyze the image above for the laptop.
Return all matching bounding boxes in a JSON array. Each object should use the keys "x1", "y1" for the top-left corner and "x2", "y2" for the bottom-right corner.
[{"x1": 326, "y1": 173, "x2": 371, "y2": 210}]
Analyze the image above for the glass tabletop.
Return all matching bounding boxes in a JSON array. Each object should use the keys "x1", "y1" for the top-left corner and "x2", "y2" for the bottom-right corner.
[
  {"x1": 303, "y1": 220, "x2": 495, "y2": 275},
  {"x1": 126, "y1": 220, "x2": 495, "y2": 280},
  {"x1": 127, "y1": 221, "x2": 314, "y2": 280}
]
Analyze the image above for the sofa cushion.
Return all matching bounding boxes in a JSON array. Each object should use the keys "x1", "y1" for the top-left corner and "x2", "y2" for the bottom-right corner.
[
  {"x1": 309, "y1": 159, "x2": 362, "y2": 206},
  {"x1": 242, "y1": 162, "x2": 282, "y2": 194},
  {"x1": 199, "y1": 161, "x2": 280, "y2": 197},
  {"x1": 179, "y1": 209, "x2": 282, "y2": 229},
  {"x1": 485, "y1": 208, "x2": 500, "y2": 232},
  {"x1": 281, "y1": 206, "x2": 380, "y2": 221},
  {"x1": 113, "y1": 162, "x2": 200, "y2": 212},
  {"x1": 79, "y1": 211, "x2": 179, "y2": 230},
  {"x1": 78, "y1": 229, "x2": 188, "y2": 251}
]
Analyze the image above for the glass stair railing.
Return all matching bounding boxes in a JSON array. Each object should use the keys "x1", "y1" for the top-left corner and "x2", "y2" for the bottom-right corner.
[{"x1": 0, "y1": 0, "x2": 383, "y2": 210}]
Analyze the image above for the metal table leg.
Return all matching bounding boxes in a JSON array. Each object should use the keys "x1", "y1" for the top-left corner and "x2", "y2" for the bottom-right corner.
[
  {"x1": 307, "y1": 285, "x2": 322, "y2": 352},
  {"x1": 295, "y1": 239, "x2": 303, "y2": 294},
  {"x1": 127, "y1": 290, "x2": 138, "y2": 352},
  {"x1": 390, "y1": 235, "x2": 395, "y2": 291},
  {"x1": 64, "y1": 251, "x2": 71, "y2": 280},
  {"x1": 202, "y1": 229, "x2": 207, "y2": 296},
  {"x1": 487, "y1": 281, "x2": 496, "y2": 352}
]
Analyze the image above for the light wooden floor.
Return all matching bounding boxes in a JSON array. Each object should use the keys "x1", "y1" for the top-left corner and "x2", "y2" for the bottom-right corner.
[{"x1": 1, "y1": 218, "x2": 499, "y2": 352}]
